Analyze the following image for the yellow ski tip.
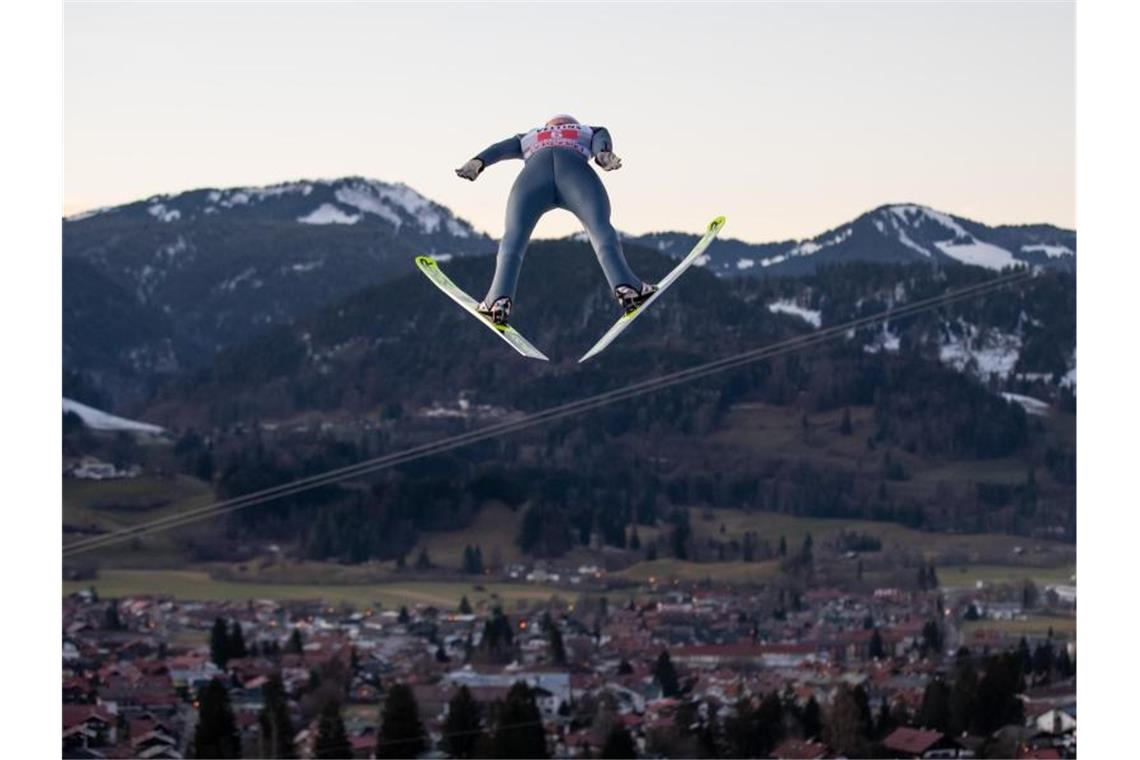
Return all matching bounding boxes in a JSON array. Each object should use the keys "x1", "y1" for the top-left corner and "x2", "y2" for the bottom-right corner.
[
  {"x1": 415, "y1": 255, "x2": 436, "y2": 268},
  {"x1": 708, "y1": 216, "x2": 727, "y2": 233}
]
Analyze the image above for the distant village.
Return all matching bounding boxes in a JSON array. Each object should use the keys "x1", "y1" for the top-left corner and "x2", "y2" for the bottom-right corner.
[{"x1": 63, "y1": 571, "x2": 1075, "y2": 759}]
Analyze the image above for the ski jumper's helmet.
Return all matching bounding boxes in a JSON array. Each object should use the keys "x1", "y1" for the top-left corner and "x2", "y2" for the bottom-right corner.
[{"x1": 546, "y1": 114, "x2": 579, "y2": 127}]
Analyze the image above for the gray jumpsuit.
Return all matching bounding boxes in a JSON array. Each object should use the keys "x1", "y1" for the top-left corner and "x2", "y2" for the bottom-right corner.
[{"x1": 474, "y1": 126, "x2": 645, "y2": 305}]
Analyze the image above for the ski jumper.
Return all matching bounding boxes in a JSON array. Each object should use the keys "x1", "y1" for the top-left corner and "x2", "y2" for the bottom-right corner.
[{"x1": 474, "y1": 124, "x2": 644, "y2": 304}]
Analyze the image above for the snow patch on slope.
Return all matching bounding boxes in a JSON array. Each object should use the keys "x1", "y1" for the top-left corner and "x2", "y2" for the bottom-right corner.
[
  {"x1": 1001, "y1": 393, "x2": 1050, "y2": 416},
  {"x1": 63, "y1": 398, "x2": 164, "y2": 434},
  {"x1": 939, "y1": 327, "x2": 1021, "y2": 379},
  {"x1": 767, "y1": 299, "x2": 821, "y2": 328},
  {"x1": 1021, "y1": 243, "x2": 1074, "y2": 259},
  {"x1": 298, "y1": 203, "x2": 360, "y2": 225},
  {"x1": 147, "y1": 204, "x2": 180, "y2": 223}
]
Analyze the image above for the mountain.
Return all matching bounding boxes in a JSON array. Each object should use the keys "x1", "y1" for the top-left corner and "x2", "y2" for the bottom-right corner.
[
  {"x1": 143, "y1": 240, "x2": 1075, "y2": 431},
  {"x1": 63, "y1": 178, "x2": 494, "y2": 404},
  {"x1": 629, "y1": 204, "x2": 1075, "y2": 277},
  {"x1": 64, "y1": 179, "x2": 1075, "y2": 407}
]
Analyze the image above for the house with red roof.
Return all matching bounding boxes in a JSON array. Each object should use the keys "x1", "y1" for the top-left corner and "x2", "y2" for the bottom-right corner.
[{"x1": 882, "y1": 726, "x2": 966, "y2": 758}]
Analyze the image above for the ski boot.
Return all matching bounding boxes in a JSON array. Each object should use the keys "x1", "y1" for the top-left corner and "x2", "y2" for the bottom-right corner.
[
  {"x1": 614, "y1": 283, "x2": 658, "y2": 315},
  {"x1": 476, "y1": 296, "x2": 512, "y2": 326}
]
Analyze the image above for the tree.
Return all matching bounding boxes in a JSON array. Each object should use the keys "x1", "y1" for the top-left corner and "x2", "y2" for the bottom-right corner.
[
  {"x1": 869, "y1": 628, "x2": 885, "y2": 660},
  {"x1": 919, "y1": 678, "x2": 950, "y2": 732},
  {"x1": 258, "y1": 674, "x2": 296, "y2": 759},
  {"x1": 398, "y1": 606, "x2": 411, "y2": 625},
  {"x1": 653, "y1": 650, "x2": 680, "y2": 698},
  {"x1": 779, "y1": 535, "x2": 787, "y2": 557},
  {"x1": 286, "y1": 627, "x2": 304, "y2": 655},
  {"x1": 973, "y1": 654, "x2": 1024, "y2": 734},
  {"x1": 800, "y1": 696, "x2": 822, "y2": 739},
  {"x1": 545, "y1": 614, "x2": 568, "y2": 665},
  {"x1": 840, "y1": 407, "x2": 853, "y2": 435},
  {"x1": 493, "y1": 682, "x2": 548, "y2": 758},
  {"x1": 193, "y1": 679, "x2": 241, "y2": 759},
  {"x1": 600, "y1": 724, "x2": 637, "y2": 758},
  {"x1": 377, "y1": 683, "x2": 426, "y2": 759},
  {"x1": 948, "y1": 661, "x2": 978, "y2": 736},
  {"x1": 229, "y1": 620, "x2": 248, "y2": 660},
  {"x1": 617, "y1": 659, "x2": 634, "y2": 676},
  {"x1": 824, "y1": 684, "x2": 870, "y2": 757},
  {"x1": 458, "y1": 595, "x2": 473, "y2": 615},
  {"x1": 443, "y1": 685, "x2": 482, "y2": 758},
  {"x1": 416, "y1": 547, "x2": 432, "y2": 570},
  {"x1": 102, "y1": 602, "x2": 123, "y2": 631},
  {"x1": 315, "y1": 701, "x2": 351, "y2": 759},
  {"x1": 210, "y1": 618, "x2": 231, "y2": 667}
]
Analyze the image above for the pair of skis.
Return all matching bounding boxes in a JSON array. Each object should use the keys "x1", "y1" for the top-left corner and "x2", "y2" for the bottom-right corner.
[{"x1": 416, "y1": 215, "x2": 725, "y2": 363}]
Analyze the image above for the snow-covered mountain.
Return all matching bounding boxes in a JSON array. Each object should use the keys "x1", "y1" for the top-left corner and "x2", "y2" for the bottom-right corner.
[
  {"x1": 629, "y1": 204, "x2": 1075, "y2": 277},
  {"x1": 63, "y1": 180, "x2": 1074, "y2": 408},
  {"x1": 63, "y1": 178, "x2": 495, "y2": 403}
]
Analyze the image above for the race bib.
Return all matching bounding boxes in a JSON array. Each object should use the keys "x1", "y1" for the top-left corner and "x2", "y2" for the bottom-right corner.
[{"x1": 520, "y1": 124, "x2": 594, "y2": 160}]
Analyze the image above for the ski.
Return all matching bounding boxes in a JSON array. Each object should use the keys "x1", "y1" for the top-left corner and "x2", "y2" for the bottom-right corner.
[
  {"x1": 579, "y1": 215, "x2": 726, "y2": 363},
  {"x1": 415, "y1": 256, "x2": 550, "y2": 361}
]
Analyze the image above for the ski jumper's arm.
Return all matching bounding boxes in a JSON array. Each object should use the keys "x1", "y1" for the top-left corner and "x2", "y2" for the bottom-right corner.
[
  {"x1": 589, "y1": 127, "x2": 613, "y2": 157},
  {"x1": 474, "y1": 135, "x2": 524, "y2": 168}
]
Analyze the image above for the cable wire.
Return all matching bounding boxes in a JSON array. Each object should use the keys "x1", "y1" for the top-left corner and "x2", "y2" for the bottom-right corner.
[{"x1": 63, "y1": 269, "x2": 1031, "y2": 557}]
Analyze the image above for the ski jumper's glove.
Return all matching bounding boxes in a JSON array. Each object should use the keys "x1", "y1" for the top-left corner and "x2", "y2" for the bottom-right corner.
[
  {"x1": 455, "y1": 158, "x2": 484, "y2": 181},
  {"x1": 595, "y1": 151, "x2": 622, "y2": 171}
]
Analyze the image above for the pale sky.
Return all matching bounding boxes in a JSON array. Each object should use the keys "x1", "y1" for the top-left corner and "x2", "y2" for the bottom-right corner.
[{"x1": 64, "y1": 1, "x2": 1075, "y2": 242}]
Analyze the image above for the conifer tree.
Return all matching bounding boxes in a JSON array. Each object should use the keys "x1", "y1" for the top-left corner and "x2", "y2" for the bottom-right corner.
[
  {"x1": 492, "y1": 682, "x2": 547, "y2": 758},
  {"x1": 443, "y1": 685, "x2": 481, "y2": 758},
  {"x1": 258, "y1": 673, "x2": 296, "y2": 759},
  {"x1": 376, "y1": 683, "x2": 426, "y2": 759},
  {"x1": 210, "y1": 618, "x2": 231, "y2": 667},
  {"x1": 600, "y1": 724, "x2": 636, "y2": 758},
  {"x1": 315, "y1": 701, "x2": 351, "y2": 759},
  {"x1": 653, "y1": 650, "x2": 680, "y2": 698},
  {"x1": 193, "y1": 679, "x2": 241, "y2": 759}
]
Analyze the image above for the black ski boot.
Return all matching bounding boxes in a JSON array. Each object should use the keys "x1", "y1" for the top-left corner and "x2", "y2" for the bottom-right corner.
[
  {"x1": 476, "y1": 296, "x2": 512, "y2": 326},
  {"x1": 614, "y1": 283, "x2": 658, "y2": 314}
]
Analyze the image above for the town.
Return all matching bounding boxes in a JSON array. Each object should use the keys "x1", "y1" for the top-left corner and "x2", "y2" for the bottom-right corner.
[{"x1": 63, "y1": 564, "x2": 1075, "y2": 759}]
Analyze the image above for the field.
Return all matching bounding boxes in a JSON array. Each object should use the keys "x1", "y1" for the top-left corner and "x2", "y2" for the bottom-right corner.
[
  {"x1": 64, "y1": 569, "x2": 577, "y2": 612},
  {"x1": 615, "y1": 558, "x2": 781, "y2": 584},
  {"x1": 63, "y1": 474, "x2": 216, "y2": 565},
  {"x1": 962, "y1": 614, "x2": 1077, "y2": 640},
  {"x1": 937, "y1": 563, "x2": 1076, "y2": 589}
]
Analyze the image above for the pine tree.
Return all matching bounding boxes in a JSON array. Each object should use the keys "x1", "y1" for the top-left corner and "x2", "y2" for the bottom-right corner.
[
  {"x1": 193, "y1": 679, "x2": 241, "y2": 759},
  {"x1": 416, "y1": 547, "x2": 432, "y2": 570},
  {"x1": 779, "y1": 535, "x2": 787, "y2": 556},
  {"x1": 257, "y1": 674, "x2": 295, "y2": 759},
  {"x1": 286, "y1": 627, "x2": 303, "y2": 655},
  {"x1": 443, "y1": 685, "x2": 482, "y2": 758},
  {"x1": 315, "y1": 701, "x2": 351, "y2": 759},
  {"x1": 210, "y1": 618, "x2": 231, "y2": 667},
  {"x1": 948, "y1": 661, "x2": 978, "y2": 736},
  {"x1": 600, "y1": 724, "x2": 636, "y2": 758},
  {"x1": 492, "y1": 682, "x2": 547, "y2": 758},
  {"x1": 398, "y1": 606, "x2": 410, "y2": 625},
  {"x1": 823, "y1": 684, "x2": 870, "y2": 757},
  {"x1": 458, "y1": 595, "x2": 473, "y2": 615},
  {"x1": 869, "y1": 628, "x2": 885, "y2": 660},
  {"x1": 919, "y1": 678, "x2": 950, "y2": 731},
  {"x1": 377, "y1": 683, "x2": 426, "y2": 759},
  {"x1": 103, "y1": 602, "x2": 123, "y2": 631},
  {"x1": 546, "y1": 615, "x2": 567, "y2": 665},
  {"x1": 653, "y1": 650, "x2": 680, "y2": 698},
  {"x1": 229, "y1": 621, "x2": 248, "y2": 660},
  {"x1": 801, "y1": 696, "x2": 822, "y2": 739}
]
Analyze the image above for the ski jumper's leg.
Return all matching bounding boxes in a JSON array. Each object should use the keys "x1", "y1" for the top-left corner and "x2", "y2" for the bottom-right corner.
[
  {"x1": 483, "y1": 151, "x2": 556, "y2": 304},
  {"x1": 553, "y1": 150, "x2": 645, "y2": 291}
]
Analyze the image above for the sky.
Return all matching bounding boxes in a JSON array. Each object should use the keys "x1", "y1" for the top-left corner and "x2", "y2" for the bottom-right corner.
[{"x1": 64, "y1": 2, "x2": 1075, "y2": 242}]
